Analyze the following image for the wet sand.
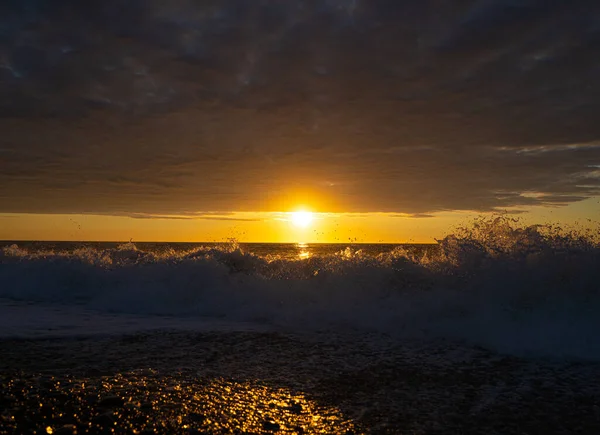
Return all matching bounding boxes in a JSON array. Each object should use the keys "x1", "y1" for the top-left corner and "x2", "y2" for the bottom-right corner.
[{"x1": 1, "y1": 331, "x2": 599, "y2": 434}]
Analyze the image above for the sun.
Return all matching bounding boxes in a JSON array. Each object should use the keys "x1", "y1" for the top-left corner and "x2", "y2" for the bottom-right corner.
[{"x1": 290, "y1": 211, "x2": 314, "y2": 228}]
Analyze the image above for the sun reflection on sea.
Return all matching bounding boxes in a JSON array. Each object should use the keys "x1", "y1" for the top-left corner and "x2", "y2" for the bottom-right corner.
[{"x1": 297, "y1": 242, "x2": 311, "y2": 259}]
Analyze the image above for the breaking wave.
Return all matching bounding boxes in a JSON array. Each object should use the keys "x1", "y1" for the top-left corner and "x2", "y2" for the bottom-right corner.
[{"x1": 1, "y1": 217, "x2": 600, "y2": 360}]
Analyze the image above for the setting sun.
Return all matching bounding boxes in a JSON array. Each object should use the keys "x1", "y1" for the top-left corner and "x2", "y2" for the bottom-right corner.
[{"x1": 290, "y1": 211, "x2": 314, "y2": 228}]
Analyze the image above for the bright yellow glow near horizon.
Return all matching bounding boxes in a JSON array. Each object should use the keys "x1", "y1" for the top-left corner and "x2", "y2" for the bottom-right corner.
[
  {"x1": 1, "y1": 197, "x2": 600, "y2": 243},
  {"x1": 290, "y1": 211, "x2": 314, "y2": 228}
]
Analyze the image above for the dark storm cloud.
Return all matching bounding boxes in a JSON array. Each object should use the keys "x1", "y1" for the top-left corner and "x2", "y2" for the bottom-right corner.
[{"x1": 1, "y1": 0, "x2": 600, "y2": 214}]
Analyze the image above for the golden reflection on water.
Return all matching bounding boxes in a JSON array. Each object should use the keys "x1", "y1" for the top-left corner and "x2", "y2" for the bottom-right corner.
[
  {"x1": 297, "y1": 242, "x2": 311, "y2": 260},
  {"x1": 2, "y1": 372, "x2": 357, "y2": 434}
]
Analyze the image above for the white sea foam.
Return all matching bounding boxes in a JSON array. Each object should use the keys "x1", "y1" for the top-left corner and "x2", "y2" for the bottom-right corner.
[{"x1": 1, "y1": 217, "x2": 599, "y2": 359}]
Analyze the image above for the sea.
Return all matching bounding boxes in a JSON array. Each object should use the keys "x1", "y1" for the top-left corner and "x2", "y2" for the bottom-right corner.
[
  {"x1": 2, "y1": 217, "x2": 600, "y2": 433},
  {"x1": 1, "y1": 217, "x2": 599, "y2": 361}
]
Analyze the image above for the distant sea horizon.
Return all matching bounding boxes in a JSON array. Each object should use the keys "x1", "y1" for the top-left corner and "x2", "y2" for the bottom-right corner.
[
  {"x1": 1, "y1": 240, "x2": 437, "y2": 261},
  {"x1": 0, "y1": 240, "x2": 436, "y2": 244}
]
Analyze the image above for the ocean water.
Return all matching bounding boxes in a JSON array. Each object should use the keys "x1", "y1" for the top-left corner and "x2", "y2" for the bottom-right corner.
[{"x1": 1, "y1": 217, "x2": 599, "y2": 360}]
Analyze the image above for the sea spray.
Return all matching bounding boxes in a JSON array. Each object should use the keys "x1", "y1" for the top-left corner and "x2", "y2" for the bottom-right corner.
[{"x1": 1, "y1": 217, "x2": 599, "y2": 359}]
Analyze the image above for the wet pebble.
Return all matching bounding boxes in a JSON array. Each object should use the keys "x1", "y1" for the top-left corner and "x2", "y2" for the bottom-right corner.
[
  {"x1": 91, "y1": 412, "x2": 115, "y2": 428},
  {"x1": 288, "y1": 402, "x2": 303, "y2": 414},
  {"x1": 98, "y1": 395, "x2": 124, "y2": 408},
  {"x1": 263, "y1": 420, "x2": 281, "y2": 431},
  {"x1": 186, "y1": 412, "x2": 205, "y2": 423},
  {"x1": 53, "y1": 424, "x2": 77, "y2": 435}
]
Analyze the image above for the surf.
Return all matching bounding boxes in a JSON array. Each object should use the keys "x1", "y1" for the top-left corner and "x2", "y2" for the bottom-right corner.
[{"x1": 1, "y1": 217, "x2": 599, "y2": 360}]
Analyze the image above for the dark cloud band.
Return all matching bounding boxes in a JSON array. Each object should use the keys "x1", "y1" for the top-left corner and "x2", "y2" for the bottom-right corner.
[{"x1": 1, "y1": 0, "x2": 599, "y2": 214}]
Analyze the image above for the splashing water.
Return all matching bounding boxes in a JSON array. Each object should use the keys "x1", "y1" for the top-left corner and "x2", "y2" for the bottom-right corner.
[{"x1": 1, "y1": 217, "x2": 599, "y2": 359}]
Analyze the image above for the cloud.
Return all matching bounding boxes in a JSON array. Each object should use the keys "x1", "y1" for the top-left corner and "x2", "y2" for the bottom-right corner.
[
  {"x1": 1, "y1": 1, "x2": 600, "y2": 215},
  {"x1": 117, "y1": 213, "x2": 263, "y2": 222},
  {"x1": 403, "y1": 214, "x2": 436, "y2": 219},
  {"x1": 127, "y1": 214, "x2": 195, "y2": 221}
]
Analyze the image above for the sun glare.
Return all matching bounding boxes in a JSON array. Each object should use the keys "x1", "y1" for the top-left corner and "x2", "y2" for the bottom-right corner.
[{"x1": 290, "y1": 211, "x2": 314, "y2": 228}]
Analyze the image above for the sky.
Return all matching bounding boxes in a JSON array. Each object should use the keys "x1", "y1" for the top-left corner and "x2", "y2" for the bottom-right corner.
[{"x1": 1, "y1": 0, "x2": 600, "y2": 242}]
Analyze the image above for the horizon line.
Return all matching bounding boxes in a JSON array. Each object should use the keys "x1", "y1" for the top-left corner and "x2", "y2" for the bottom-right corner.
[{"x1": 0, "y1": 239, "x2": 437, "y2": 245}]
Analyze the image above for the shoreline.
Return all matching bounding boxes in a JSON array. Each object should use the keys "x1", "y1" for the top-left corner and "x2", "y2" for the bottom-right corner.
[{"x1": 1, "y1": 330, "x2": 599, "y2": 434}]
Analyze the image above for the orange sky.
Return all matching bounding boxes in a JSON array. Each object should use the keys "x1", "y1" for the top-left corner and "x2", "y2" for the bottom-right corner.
[
  {"x1": 2, "y1": 2, "x2": 600, "y2": 244},
  {"x1": 2, "y1": 197, "x2": 599, "y2": 243}
]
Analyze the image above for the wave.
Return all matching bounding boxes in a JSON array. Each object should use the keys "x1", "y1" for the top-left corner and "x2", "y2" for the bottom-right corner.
[{"x1": 1, "y1": 217, "x2": 600, "y2": 360}]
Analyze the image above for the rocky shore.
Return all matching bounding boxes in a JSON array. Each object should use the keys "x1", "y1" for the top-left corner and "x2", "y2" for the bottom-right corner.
[{"x1": 1, "y1": 331, "x2": 599, "y2": 434}]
